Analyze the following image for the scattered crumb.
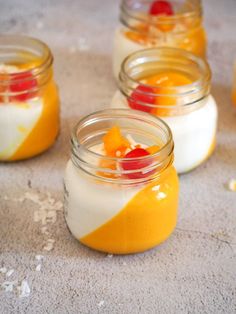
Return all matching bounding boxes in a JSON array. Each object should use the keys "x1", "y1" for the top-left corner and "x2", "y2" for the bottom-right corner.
[
  {"x1": 41, "y1": 226, "x2": 49, "y2": 235},
  {"x1": 35, "y1": 264, "x2": 41, "y2": 272},
  {"x1": 43, "y1": 239, "x2": 55, "y2": 251},
  {"x1": 0, "y1": 267, "x2": 7, "y2": 274},
  {"x1": 228, "y1": 179, "x2": 236, "y2": 191},
  {"x1": 18, "y1": 280, "x2": 30, "y2": 298},
  {"x1": 1, "y1": 281, "x2": 16, "y2": 292},
  {"x1": 6, "y1": 269, "x2": 14, "y2": 277},
  {"x1": 107, "y1": 254, "x2": 113, "y2": 258},
  {"x1": 35, "y1": 255, "x2": 44, "y2": 261},
  {"x1": 98, "y1": 300, "x2": 105, "y2": 307}
]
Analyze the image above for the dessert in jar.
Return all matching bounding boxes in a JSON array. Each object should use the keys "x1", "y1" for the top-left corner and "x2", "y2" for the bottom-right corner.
[
  {"x1": 113, "y1": 0, "x2": 207, "y2": 78},
  {"x1": 64, "y1": 109, "x2": 179, "y2": 254},
  {"x1": 0, "y1": 35, "x2": 60, "y2": 161},
  {"x1": 111, "y1": 47, "x2": 218, "y2": 174}
]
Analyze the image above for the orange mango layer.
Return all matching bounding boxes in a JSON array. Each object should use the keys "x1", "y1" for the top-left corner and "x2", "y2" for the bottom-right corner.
[
  {"x1": 124, "y1": 23, "x2": 206, "y2": 57},
  {"x1": 10, "y1": 79, "x2": 60, "y2": 160},
  {"x1": 142, "y1": 71, "x2": 192, "y2": 116},
  {"x1": 80, "y1": 166, "x2": 179, "y2": 254}
]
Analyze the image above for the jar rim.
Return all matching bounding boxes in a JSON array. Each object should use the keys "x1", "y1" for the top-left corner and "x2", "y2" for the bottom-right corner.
[
  {"x1": 0, "y1": 34, "x2": 53, "y2": 81},
  {"x1": 119, "y1": 47, "x2": 211, "y2": 111},
  {"x1": 71, "y1": 109, "x2": 174, "y2": 184},
  {"x1": 120, "y1": 0, "x2": 202, "y2": 33}
]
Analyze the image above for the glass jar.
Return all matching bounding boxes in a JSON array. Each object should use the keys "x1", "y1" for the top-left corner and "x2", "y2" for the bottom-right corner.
[
  {"x1": 0, "y1": 35, "x2": 60, "y2": 161},
  {"x1": 113, "y1": 0, "x2": 206, "y2": 78},
  {"x1": 111, "y1": 48, "x2": 218, "y2": 174},
  {"x1": 64, "y1": 109, "x2": 179, "y2": 254}
]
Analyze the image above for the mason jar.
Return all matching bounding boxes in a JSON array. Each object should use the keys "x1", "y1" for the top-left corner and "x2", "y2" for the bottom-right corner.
[
  {"x1": 0, "y1": 35, "x2": 60, "y2": 161},
  {"x1": 113, "y1": 0, "x2": 206, "y2": 78},
  {"x1": 111, "y1": 47, "x2": 218, "y2": 174},
  {"x1": 64, "y1": 109, "x2": 179, "y2": 254}
]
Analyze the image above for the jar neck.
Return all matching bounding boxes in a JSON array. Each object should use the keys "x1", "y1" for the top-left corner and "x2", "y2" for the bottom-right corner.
[
  {"x1": 70, "y1": 109, "x2": 174, "y2": 186},
  {"x1": 118, "y1": 47, "x2": 211, "y2": 115},
  {"x1": 0, "y1": 35, "x2": 53, "y2": 97},
  {"x1": 120, "y1": 0, "x2": 203, "y2": 35}
]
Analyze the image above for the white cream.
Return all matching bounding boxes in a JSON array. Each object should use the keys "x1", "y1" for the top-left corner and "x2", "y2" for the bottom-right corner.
[
  {"x1": 113, "y1": 28, "x2": 146, "y2": 80},
  {"x1": 111, "y1": 91, "x2": 218, "y2": 174},
  {"x1": 0, "y1": 99, "x2": 43, "y2": 160},
  {"x1": 113, "y1": 27, "x2": 176, "y2": 80},
  {"x1": 64, "y1": 160, "x2": 141, "y2": 239}
]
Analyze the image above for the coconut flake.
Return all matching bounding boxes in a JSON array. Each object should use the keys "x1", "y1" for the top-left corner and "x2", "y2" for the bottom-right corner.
[
  {"x1": 35, "y1": 264, "x2": 41, "y2": 272},
  {"x1": 18, "y1": 280, "x2": 30, "y2": 298},
  {"x1": 98, "y1": 300, "x2": 105, "y2": 307},
  {"x1": 6, "y1": 269, "x2": 14, "y2": 277},
  {"x1": 35, "y1": 255, "x2": 44, "y2": 261},
  {"x1": 0, "y1": 267, "x2": 7, "y2": 274},
  {"x1": 107, "y1": 254, "x2": 113, "y2": 258}
]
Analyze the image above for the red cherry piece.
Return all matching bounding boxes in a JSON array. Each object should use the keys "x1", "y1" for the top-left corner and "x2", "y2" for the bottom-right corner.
[
  {"x1": 128, "y1": 85, "x2": 155, "y2": 113},
  {"x1": 149, "y1": 0, "x2": 174, "y2": 16},
  {"x1": 121, "y1": 148, "x2": 153, "y2": 179},
  {"x1": 10, "y1": 72, "x2": 38, "y2": 101}
]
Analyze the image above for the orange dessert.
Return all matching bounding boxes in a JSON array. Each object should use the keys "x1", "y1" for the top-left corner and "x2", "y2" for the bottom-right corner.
[
  {"x1": 0, "y1": 35, "x2": 60, "y2": 161},
  {"x1": 64, "y1": 109, "x2": 179, "y2": 254}
]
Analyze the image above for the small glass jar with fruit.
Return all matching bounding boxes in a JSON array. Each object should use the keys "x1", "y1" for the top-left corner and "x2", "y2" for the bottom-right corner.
[
  {"x1": 113, "y1": 0, "x2": 207, "y2": 78},
  {"x1": 0, "y1": 35, "x2": 60, "y2": 161},
  {"x1": 111, "y1": 47, "x2": 218, "y2": 173},
  {"x1": 64, "y1": 109, "x2": 179, "y2": 254}
]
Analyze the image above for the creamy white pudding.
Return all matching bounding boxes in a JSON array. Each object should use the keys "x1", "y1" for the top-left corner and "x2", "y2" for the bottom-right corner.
[{"x1": 0, "y1": 99, "x2": 43, "y2": 160}]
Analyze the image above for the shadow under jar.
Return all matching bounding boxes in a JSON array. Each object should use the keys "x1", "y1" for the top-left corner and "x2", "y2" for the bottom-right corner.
[
  {"x1": 111, "y1": 47, "x2": 218, "y2": 174},
  {"x1": 64, "y1": 109, "x2": 179, "y2": 254},
  {"x1": 113, "y1": 0, "x2": 206, "y2": 79},
  {"x1": 0, "y1": 35, "x2": 60, "y2": 161}
]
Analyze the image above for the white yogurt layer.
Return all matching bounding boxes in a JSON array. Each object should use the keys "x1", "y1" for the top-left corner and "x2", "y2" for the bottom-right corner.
[
  {"x1": 0, "y1": 99, "x2": 43, "y2": 159},
  {"x1": 111, "y1": 91, "x2": 218, "y2": 174},
  {"x1": 112, "y1": 27, "x2": 178, "y2": 79},
  {"x1": 64, "y1": 160, "x2": 142, "y2": 239},
  {"x1": 113, "y1": 27, "x2": 146, "y2": 80}
]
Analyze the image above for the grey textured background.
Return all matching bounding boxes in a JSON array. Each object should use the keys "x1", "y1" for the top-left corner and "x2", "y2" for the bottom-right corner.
[{"x1": 0, "y1": 0, "x2": 236, "y2": 313}]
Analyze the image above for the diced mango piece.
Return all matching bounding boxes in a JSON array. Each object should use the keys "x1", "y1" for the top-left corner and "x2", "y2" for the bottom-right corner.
[
  {"x1": 146, "y1": 145, "x2": 160, "y2": 154},
  {"x1": 103, "y1": 126, "x2": 130, "y2": 157}
]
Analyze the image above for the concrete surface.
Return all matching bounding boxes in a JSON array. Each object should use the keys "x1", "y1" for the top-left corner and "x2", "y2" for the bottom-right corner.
[{"x1": 0, "y1": 0, "x2": 236, "y2": 313}]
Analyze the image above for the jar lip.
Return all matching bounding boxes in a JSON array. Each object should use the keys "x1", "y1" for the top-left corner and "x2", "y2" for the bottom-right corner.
[
  {"x1": 71, "y1": 109, "x2": 173, "y2": 162},
  {"x1": 120, "y1": 0, "x2": 202, "y2": 28},
  {"x1": 121, "y1": 47, "x2": 211, "y2": 88},
  {"x1": 0, "y1": 34, "x2": 53, "y2": 81},
  {"x1": 119, "y1": 47, "x2": 211, "y2": 109}
]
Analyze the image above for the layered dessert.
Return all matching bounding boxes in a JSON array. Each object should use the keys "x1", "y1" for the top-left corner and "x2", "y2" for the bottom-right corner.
[
  {"x1": 113, "y1": 0, "x2": 206, "y2": 78},
  {"x1": 64, "y1": 110, "x2": 179, "y2": 254},
  {"x1": 111, "y1": 48, "x2": 218, "y2": 173},
  {"x1": 0, "y1": 36, "x2": 60, "y2": 161}
]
